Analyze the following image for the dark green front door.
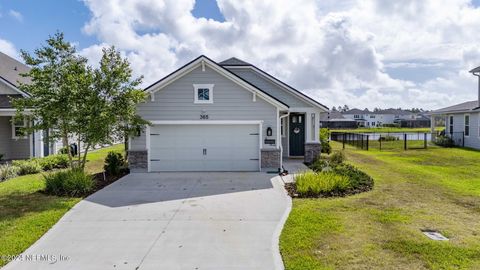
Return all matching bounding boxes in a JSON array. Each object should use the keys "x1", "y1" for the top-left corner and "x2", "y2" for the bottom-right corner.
[{"x1": 289, "y1": 114, "x2": 305, "y2": 156}]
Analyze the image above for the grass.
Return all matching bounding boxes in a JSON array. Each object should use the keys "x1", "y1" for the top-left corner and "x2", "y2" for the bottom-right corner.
[
  {"x1": 280, "y1": 142, "x2": 480, "y2": 270},
  {"x1": 0, "y1": 144, "x2": 124, "y2": 266},
  {"x1": 295, "y1": 171, "x2": 350, "y2": 195},
  {"x1": 331, "y1": 127, "x2": 444, "y2": 133}
]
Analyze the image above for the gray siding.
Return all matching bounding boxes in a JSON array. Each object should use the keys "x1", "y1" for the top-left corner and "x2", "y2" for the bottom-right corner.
[
  {"x1": 448, "y1": 112, "x2": 480, "y2": 149},
  {"x1": 228, "y1": 68, "x2": 311, "y2": 108},
  {"x1": 0, "y1": 80, "x2": 18, "y2": 95},
  {"x1": 0, "y1": 116, "x2": 30, "y2": 159},
  {"x1": 131, "y1": 66, "x2": 278, "y2": 150}
]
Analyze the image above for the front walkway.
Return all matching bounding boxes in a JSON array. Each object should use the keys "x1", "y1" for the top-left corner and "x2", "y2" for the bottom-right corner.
[{"x1": 4, "y1": 172, "x2": 292, "y2": 270}]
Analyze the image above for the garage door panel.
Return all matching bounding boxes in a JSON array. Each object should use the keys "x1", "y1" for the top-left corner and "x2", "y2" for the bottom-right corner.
[{"x1": 149, "y1": 124, "x2": 260, "y2": 172}]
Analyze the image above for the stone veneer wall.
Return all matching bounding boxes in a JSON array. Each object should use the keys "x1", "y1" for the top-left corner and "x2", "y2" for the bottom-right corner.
[
  {"x1": 304, "y1": 143, "x2": 321, "y2": 164},
  {"x1": 261, "y1": 148, "x2": 281, "y2": 169},
  {"x1": 128, "y1": 150, "x2": 148, "y2": 172}
]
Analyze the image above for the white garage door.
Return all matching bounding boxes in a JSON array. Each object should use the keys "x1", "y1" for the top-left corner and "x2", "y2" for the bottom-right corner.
[{"x1": 149, "y1": 124, "x2": 260, "y2": 171}]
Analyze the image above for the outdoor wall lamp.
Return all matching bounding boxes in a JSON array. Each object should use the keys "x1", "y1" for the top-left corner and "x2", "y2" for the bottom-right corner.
[{"x1": 266, "y1": 127, "x2": 272, "y2": 136}]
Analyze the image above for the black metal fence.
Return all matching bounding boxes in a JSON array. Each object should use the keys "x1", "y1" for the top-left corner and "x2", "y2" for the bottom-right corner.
[
  {"x1": 331, "y1": 132, "x2": 432, "y2": 151},
  {"x1": 331, "y1": 132, "x2": 370, "y2": 150},
  {"x1": 432, "y1": 131, "x2": 464, "y2": 147}
]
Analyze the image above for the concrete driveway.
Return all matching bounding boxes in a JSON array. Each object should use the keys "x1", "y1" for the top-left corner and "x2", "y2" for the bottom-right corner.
[{"x1": 4, "y1": 172, "x2": 291, "y2": 270}]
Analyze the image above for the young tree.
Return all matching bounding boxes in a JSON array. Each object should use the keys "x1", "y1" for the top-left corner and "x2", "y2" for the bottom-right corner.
[
  {"x1": 14, "y1": 33, "x2": 148, "y2": 170},
  {"x1": 14, "y1": 32, "x2": 91, "y2": 167},
  {"x1": 76, "y1": 46, "x2": 148, "y2": 169}
]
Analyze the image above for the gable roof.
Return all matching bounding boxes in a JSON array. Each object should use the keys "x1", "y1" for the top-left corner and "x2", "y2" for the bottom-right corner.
[
  {"x1": 0, "y1": 94, "x2": 22, "y2": 108},
  {"x1": 0, "y1": 52, "x2": 30, "y2": 87},
  {"x1": 144, "y1": 55, "x2": 289, "y2": 110},
  {"x1": 429, "y1": 100, "x2": 479, "y2": 115},
  {"x1": 221, "y1": 58, "x2": 328, "y2": 111},
  {"x1": 219, "y1": 57, "x2": 252, "y2": 66}
]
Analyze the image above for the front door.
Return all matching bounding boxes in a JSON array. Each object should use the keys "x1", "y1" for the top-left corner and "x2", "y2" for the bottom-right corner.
[{"x1": 289, "y1": 114, "x2": 305, "y2": 156}]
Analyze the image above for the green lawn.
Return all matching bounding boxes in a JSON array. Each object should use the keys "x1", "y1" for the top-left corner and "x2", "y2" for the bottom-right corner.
[
  {"x1": 331, "y1": 127, "x2": 444, "y2": 133},
  {"x1": 0, "y1": 144, "x2": 123, "y2": 266},
  {"x1": 280, "y1": 142, "x2": 480, "y2": 270}
]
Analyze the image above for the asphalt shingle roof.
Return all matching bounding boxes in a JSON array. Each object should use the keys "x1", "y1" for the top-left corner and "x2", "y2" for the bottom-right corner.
[
  {"x1": 218, "y1": 57, "x2": 252, "y2": 66},
  {"x1": 0, "y1": 52, "x2": 30, "y2": 87},
  {"x1": 430, "y1": 100, "x2": 479, "y2": 114}
]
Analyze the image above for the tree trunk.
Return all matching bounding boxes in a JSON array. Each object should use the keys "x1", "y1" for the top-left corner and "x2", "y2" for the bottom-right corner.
[
  {"x1": 81, "y1": 143, "x2": 90, "y2": 171},
  {"x1": 124, "y1": 129, "x2": 129, "y2": 159},
  {"x1": 63, "y1": 134, "x2": 73, "y2": 168}
]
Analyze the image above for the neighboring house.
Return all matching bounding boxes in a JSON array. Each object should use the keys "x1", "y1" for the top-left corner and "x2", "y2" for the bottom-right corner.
[
  {"x1": 320, "y1": 111, "x2": 357, "y2": 129},
  {"x1": 128, "y1": 55, "x2": 328, "y2": 172},
  {"x1": 429, "y1": 66, "x2": 480, "y2": 149},
  {"x1": 342, "y1": 108, "x2": 428, "y2": 127},
  {"x1": 0, "y1": 52, "x2": 57, "y2": 160}
]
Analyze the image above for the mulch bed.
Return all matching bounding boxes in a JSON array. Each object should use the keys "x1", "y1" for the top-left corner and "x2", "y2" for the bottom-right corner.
[{"x1": 89, "y1": 170, "x2": 129, "y2": 195}]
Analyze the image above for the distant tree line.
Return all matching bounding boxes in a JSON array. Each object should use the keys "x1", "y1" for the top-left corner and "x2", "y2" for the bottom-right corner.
[{"x1": 331, "y1": 105, "x2": 427, "y2": 113}]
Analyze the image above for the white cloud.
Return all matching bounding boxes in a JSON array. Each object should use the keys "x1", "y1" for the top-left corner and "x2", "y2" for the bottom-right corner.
[
  {"x1": 0, "y1": 38, "x2": 19, "y2": 59},
  {"x1": 9, "y1": 10, "x2": 23, "y2": 22},
  {"x1": 79, "y1": 0, "x2": 480, "y2": 110}
]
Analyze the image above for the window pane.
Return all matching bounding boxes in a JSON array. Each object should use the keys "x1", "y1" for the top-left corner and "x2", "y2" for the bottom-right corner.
[{"x1": 197, "y1": 88, "x2": 210, "y2": 101}]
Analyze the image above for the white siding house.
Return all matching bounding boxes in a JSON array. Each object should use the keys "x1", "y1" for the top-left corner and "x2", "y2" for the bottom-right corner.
[{"x1": 429, "y1": 66, "x2": 480, "y2": 149}]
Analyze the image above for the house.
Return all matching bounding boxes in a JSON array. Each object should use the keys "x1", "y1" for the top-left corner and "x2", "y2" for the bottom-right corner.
[
  {"x1": 319, "y1": 111, "x2": 357, "y2": 129},
  {"x1": 0, "y1": 52, "x2": 57, "y2": 160},
  {"x1": 342, "y1": 108, "x2": 428, "y2": 127},
  {"x1": 128, "y1": 55, "x2": 328, "y2": 172},
  {"x1": 429, "y1": 66, "x2": 480, "y2": 149}
]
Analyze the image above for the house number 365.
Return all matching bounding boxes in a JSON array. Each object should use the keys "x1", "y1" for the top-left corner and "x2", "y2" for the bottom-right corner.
[{"x1": 200, "y1": 114, "x2": 209, "y2": 120}]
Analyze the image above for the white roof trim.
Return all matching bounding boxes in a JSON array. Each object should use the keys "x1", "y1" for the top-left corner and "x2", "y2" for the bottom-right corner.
[
  {"x1": 0, "y1": 77, "x2": 30, "y2": 97},
  {"x1": 223, "y1": 65, "x2": 328, "y2": 112},
  {"x1": 146, "y1": 56, "x2": 288, "y2": 110}
]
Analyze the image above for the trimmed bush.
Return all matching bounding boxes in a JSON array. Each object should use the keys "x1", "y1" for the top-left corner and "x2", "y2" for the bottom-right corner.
[
  {"x1": 12, "y1": 160, "x2": 42, "y2": 175},
  {"x1": 295, "y1": 171, "x2": 350, "y2": 195},
  {"x1": 0, "y1": 164, "x2": 20, "y2": 181},
  {"x1": 35, "y1": 155, "x2": 69, "y2": 170},
  {"x1": 333, "y1": 164, "x2": 374, "y2": 191},
  {"x1": 44, "y1": 169, "x2": 94, "y2": 197},
  {"x1": 104, "y1": 151, "x2": 126, "y2": 176},
  {"x1": 329, "y1": 151, "x2": 345, "y2": 166},
  {"x1": 320, "y1": 128, "x2": 332, "y2": 154},
  {"x1": 434, "y1": 135, "x2": 454, "y2": 147}
]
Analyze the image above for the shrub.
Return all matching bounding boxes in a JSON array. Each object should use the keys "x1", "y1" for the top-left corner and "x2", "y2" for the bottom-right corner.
[
  {"x1": 295, "y1": 171, "x2": 350, "y2": 195},
  {"x1": 320, "y1": 128, "x2": 332, "y2": 154},
  {"x1": 0, "y1": 164, "x2": 20, "y2": 181},
  {"x1": 0, "y1": 153, "x2": 3, "y2": 161},
  {"x1": 44, "y1": 169, "x2": 94, "y2": 196},
  {"x1": 104, "y1": 151, "x2": 126, "y2": 176},
  {"x1": 329, "y1": 151, "x2": 345, "y2": 166},
  {"x1": 36, "y1": 155, "x2": 69, "y2": 170},
  {"x1": 333, "y1": 163, "x2": 374, "y2": 190},
  {"x1": 12, "y1": 160, "x2": 42, "y2": 175},
  {"x1": 434, "y1": 135, "x2": 454, "y2": 147},
  {"x1": 310, "y1": 157, "x2": 329, "y2": 172}
]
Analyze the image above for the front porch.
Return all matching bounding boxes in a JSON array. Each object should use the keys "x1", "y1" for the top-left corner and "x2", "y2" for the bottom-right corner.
[{"x1": 0, "y1": 110, "x2": 51, "y2": 160}]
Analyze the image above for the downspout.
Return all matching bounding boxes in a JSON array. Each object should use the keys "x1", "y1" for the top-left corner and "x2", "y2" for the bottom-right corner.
[{"x1": 279, "y1": 112, "x2": 290, "y2": 171}]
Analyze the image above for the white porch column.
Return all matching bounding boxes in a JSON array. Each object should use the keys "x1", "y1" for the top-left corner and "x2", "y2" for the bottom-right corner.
[
  {"x1": 306, "y1": 111, "x2": 312, "y2": 142},
  {"x1": 314, "y1": 112, "x2": 320, "y2": 142},
  {"x1": 34, "y1": 130, "x2": 44, "y2": 158}
]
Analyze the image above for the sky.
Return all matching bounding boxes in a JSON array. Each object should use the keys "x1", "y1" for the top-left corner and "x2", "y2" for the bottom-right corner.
[{"x1": 1, "y1": 0, "x2": 480, "y2": 110}]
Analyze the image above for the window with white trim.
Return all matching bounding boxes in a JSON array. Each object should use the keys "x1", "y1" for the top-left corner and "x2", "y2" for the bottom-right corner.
[
  {"x1": 464, "y1": 114, "x2": 470, "y2": 137},
  {"x1": 12, "y1": 117, "x2": 26, "y2": 139},
  {"x1": 193, "y1": 84, "x2": 214, "y2": 104}
]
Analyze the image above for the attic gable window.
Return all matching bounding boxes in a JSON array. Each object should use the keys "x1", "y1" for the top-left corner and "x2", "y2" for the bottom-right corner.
[{"x1": 193, "y1": 84, "x2": 214, "y2": 104}]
